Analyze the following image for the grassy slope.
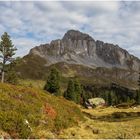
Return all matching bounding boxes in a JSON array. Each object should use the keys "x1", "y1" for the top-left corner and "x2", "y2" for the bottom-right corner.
[
  {"x1": 18, "y1": 79, "x2": 46, "y2": 89},
  {"x1": 0, "y1": 83, "x2": 84, "y2": 138}
]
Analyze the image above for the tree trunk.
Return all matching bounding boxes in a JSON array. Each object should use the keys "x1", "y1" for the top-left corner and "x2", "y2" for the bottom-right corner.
[
  {"x1": 1, "y1": 70, "x2": 4, "y2": 83},
  {"x1": 1, "y1": 53, "x2": 5, "y2": 83}
]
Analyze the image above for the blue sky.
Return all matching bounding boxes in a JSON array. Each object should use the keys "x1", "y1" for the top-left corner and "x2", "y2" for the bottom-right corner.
[{"x1": 0, "y1": 1, "x2": 140, "y2": 58}]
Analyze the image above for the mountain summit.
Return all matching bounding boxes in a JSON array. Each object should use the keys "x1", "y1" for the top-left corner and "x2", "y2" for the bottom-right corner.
[{"x1": 29, "y1": 29, "x2": 140, "y2": 71}]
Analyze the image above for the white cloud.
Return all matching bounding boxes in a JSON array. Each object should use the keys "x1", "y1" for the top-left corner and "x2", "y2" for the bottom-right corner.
[
  {"x1": 0, "y1": 24, "x2": 5, "y2": 34},
  {"x1": 0, "y1": 1, "x2": 140, "y2": 58},
  {"x1": 12, "y1": 37, "x2": 42, "y2": 57}
]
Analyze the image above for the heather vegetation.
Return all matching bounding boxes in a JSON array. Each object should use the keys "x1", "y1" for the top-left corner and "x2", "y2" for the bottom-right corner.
[{"x1": 0, "y1": 83, "x2": 84, "y2": 138}]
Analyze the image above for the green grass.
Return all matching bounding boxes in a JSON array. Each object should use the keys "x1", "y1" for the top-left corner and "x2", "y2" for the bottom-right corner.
[
  {"x1": 0, "y1": 83, "x2": 84, "y2": 139},
  {"x1": 18, "y1": 79, "x2": 46, "y2": 89}
]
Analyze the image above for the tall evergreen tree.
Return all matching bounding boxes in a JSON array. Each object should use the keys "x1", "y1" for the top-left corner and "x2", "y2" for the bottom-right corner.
[
  {"x1": 80, "y1": 85, "x2": 87, "y2": 105},
  {"x1": 0, "y1": 32, "x2": 16, "y2": 83},
  {"x1": 108, "y1": 92, "x2": 112, "y2": 106},
  {"x1": 6, "y1": 60, "x2": 18, "y2": 84},
  {"x1": 110, "y1": 91, "x2": 117, "y2": 105},
  {"x1": 102, "y1": 91, "x2": 109, "y2": 104},
  {"x1": 74, "y1": 79, "x2": 81, "y2": 104},
  {"x1": 44, "y1": 68, "x2": 61, "y2": 96},
  {"x1": 65, "y1": 79, "x2": 76, "y2": 102}
]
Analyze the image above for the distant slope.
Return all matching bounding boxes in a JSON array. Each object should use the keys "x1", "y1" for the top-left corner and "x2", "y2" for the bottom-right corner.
[
  {"x1": 0, "y1": 83, "x2": 84, "y2": 139},
  {"x1": 16, "y1": 54, "x2": 138, "y2": 89}
]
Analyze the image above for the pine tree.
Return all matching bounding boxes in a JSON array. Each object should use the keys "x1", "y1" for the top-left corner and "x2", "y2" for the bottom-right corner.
[
  {"x1": 108, "y1": 92, "x2": 112, "y2": 106},
  {"x1": 65, "y1": 79, "x2": 76, "y2": 102},
  {"x1": 6, "y1": 59, "x2": 19, "y2": 84},
  {"x1": 102, "y1": 91, "x2": 109, "y2": 104},
  {"x1": 80, "y1": 85, "x2": 87, "y2": 105},
  {"x1": 74, "y1": 79, "x2": 81, "y2": 104},
  {"x1": 44, "y1": 68, "x2": 61, "y2": 96},
  {"x1": 0, "y1": 32, "x2": 16, "y2": 83},
  {"x1": 110, "y1": 91, "x2": 117, "y2": 105}
]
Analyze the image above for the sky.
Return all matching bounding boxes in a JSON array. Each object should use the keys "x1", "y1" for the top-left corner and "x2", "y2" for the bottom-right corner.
[{"x1": 0, "y1": 1, "x2": 140, "y2": 58}]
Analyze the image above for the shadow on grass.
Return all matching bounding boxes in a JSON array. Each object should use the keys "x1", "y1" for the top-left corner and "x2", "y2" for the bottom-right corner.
[{"x1": 83, "y1": 111, "x2": 140, "y2": 122}]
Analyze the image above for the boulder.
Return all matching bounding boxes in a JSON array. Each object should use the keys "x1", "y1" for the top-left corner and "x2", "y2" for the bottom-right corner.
[{"x1": 88, "y1": 98, "x2": 105, "y2": 107}]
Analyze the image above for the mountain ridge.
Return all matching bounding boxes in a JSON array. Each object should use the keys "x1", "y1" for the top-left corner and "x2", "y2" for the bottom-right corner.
[{"x1": 29, "y1": 29, "x2": 140, "y2": 71}]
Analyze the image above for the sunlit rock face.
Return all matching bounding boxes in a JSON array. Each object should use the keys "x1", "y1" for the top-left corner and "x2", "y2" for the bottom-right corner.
[{"x1": 29, "y1": 29, "x2": 140, "y2": 71}]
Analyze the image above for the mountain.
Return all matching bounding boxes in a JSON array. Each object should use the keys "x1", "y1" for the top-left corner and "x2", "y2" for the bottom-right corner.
[
  {"x1": 16, "y1": 30, "x2": 140, "y2": 88},
  {"x1": 29, "y1": 29, "x2": 140, "y2": 71}
]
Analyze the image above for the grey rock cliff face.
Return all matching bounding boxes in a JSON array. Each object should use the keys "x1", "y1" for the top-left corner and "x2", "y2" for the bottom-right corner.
[{"x1": 30, "y1": 30, "x2": 140, "y2": 71}]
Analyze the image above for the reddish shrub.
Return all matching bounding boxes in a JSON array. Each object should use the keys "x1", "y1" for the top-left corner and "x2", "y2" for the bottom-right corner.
[{"x1": 43, "y1": 103, "x2": 57, "y2": 119}]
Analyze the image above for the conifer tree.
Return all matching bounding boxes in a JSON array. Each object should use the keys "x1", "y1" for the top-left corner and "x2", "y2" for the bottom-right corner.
[
  {"x1": 0, "y1": 32, "x2": 16, "y2": 83},
  {"x1": 65, "y1": 79, "x2": 76, "y2": 102},
  {"x1": 80, "y1": 85, "x2": 87, "y2": 105},
  {"x1": 102, "y1": 91, "x2": 109, "y2": 104},
  {"x1": 110, "y1": 91, "x2": 117, "y2": 105},
  {"x1": 74, "y1": 79, "x2": 81, "y2": 104},
  {"x1": 44, "y1": 68, "x2": 61, "y2": 96},
  {"x1": 108, "y1": 92, "x2": 112, "y2": 106},
  {"x1": 6, "y1": 60, "x2": 18, "y2": 84}
]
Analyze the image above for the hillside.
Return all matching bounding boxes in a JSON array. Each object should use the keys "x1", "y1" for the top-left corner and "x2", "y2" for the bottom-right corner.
[
  {"x1": 16, "y1": 55, "x2": 138, "y2": 89},
  {"x1": 0, "y1": 83, "x2": 84, "y2": 139},
  {"x1": 1, "y1": 83, "x2": 140, "y2": 139}
]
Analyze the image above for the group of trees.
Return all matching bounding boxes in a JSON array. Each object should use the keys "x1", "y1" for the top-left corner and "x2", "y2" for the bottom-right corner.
[
  {"x1": 101, "y1": 90, "x2": 137, "y2": 106},
  {"x1": 64, "y1": 79, "x2": 86, "y2": 104},
  {"x1": 44, "y1": 68, "x2": 86, "y2": 104},
  {"x1": 44, "y1": 69, "x2": 140, "y2": 106},
  {"x1": 84, "y1": 83, "x2": 140, "y2": 106}
]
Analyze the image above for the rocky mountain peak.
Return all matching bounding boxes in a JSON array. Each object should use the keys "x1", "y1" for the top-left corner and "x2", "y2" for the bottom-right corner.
[
  {"x1": 29, "y1": 29, "x2": 140, "y2": 71},
  {"x1": 62, "y1": 29, "x2": 94, "y2": 41}
]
